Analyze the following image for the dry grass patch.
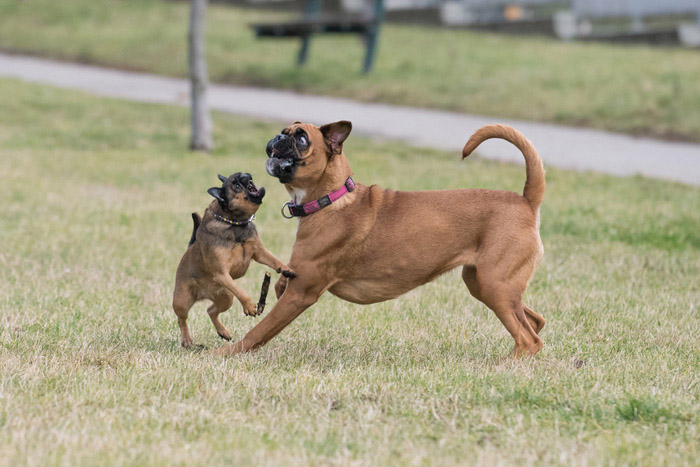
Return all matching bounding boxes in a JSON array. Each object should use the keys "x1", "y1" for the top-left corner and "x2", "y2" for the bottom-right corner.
[{"x1": 0, "y1": 79, "x2": 698, "y2": 466}]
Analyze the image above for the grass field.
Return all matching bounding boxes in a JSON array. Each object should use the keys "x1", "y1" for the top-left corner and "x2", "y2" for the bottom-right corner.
[
  {"x1": 1, "y1": 78, "x2": 699, "y2": 466},
  {"x1": 1, "y1": 0, "x2": 700, "y2": 142}
]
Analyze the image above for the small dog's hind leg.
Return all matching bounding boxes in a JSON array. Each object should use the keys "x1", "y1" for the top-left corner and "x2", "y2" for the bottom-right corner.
[
  {"x1": 207, "y1": 292, "x2": 234, "y2": 340},
  {"x1": 173, "y1": 288, "x2": 196, "y2": 348}
]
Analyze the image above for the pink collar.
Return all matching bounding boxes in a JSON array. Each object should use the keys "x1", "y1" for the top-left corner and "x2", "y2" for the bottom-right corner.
[{"x1": 282, "y1": 177, "x2": 356, "y2": 218}]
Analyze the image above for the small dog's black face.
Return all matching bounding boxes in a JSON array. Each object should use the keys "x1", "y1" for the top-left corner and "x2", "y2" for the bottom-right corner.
[{"x1": 207, "y1": 172, "x2": 265, "y2": 218}]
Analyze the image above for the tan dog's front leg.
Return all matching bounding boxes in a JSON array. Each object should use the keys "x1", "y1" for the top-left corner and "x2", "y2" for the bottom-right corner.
[
  {"x1": 212, "y1": 276, "x2": 323, "y2": 356},
  {"x1": 253, "y1": 246, "x2": 296, "y2": 279},
  {"x1": 214, "y1": 274, "x2": 258, "y2": 317}
]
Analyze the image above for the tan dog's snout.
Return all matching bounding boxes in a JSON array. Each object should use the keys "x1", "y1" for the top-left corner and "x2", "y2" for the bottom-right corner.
[
  {"x1": 266, "y1": 132, "x2": 304, "y2": 183},
  {"x1": 266, "y1": 154, "x2": 296, "y2": 182}
]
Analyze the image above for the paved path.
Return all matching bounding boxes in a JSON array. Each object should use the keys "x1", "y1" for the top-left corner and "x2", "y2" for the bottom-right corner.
[{"x1": 1, "y1": 53, "x2": 698, "y2": 185}]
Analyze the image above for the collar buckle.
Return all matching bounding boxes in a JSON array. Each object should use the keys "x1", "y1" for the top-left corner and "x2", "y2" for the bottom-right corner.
[
  {"x1": 281, "y1": 202, "x2": 294, "y2": 219},
  {"x1": 345, "y1": 178, "x2": 356, "y2": 192}
]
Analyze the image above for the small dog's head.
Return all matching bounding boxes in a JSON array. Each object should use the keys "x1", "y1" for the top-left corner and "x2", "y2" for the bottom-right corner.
[
  {"x1": 265, "y1": 120, "x2": 352, "y2": 185},
  {"x1": 207, "y1": 172, "x2": 265, "y2": 218}
]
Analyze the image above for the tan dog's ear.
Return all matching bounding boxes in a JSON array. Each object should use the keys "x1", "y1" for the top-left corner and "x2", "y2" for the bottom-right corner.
[{"x1": 320, "y1": 121, "x2": 352, "y2": 156}]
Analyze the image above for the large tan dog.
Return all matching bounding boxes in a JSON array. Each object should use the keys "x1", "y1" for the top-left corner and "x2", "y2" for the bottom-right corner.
[{"x1": 213, "y1": 122, "x2": 546, "y2": 358}]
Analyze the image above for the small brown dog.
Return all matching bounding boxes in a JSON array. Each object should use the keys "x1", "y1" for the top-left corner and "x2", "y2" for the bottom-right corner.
[
  {"x1": 172, "y1": 172, "x2": 295, "y2": 348},
  {"x1": 213, "y1": 122, "x2": 546, "y2": 359}
]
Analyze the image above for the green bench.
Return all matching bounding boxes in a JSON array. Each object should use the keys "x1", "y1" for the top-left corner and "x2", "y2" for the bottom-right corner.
[{"x1": 251, "y1": 0, "x2": 386, "y2": 73}]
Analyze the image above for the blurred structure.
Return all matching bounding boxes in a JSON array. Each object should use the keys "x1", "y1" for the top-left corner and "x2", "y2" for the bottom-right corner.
[
  {"x1": 554, "y1": 0, "x2": 700, "y2": 45},
  {"x1": 243, "y1": 0, "x2": 700, "y2": 56},
  {"x1": 189, "y1": 0, "x2": 213, "y2": 151},
  {"x1": 436, "y1": 0, "x2": 565, "y2": 29},
  {"x1": 251, "y1": 0, "x2": 386, "y2": 72}
]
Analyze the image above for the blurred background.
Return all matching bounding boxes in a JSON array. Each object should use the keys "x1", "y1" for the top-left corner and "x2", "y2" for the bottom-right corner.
[
  {"x1": 1, "y1": 0, "x2": 699, "y2": 143},
  {"x1": 3, "y1": 0, "x2": 699, "y2": 182}
]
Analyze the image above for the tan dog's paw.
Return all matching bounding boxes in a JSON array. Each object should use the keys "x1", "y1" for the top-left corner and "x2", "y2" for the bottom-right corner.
[
  {"x1": 217, "y1": 328, "x2": 232, "y2": 341},
  {"x1": 209, "y1": 339, "x2": 246, "y2": 357},
  {"x1": 209, "y1": 344, "x2": 231, "y2": 357},
  {"x1": 181, "y1": 336, "x2": 193, "y2": 348}
]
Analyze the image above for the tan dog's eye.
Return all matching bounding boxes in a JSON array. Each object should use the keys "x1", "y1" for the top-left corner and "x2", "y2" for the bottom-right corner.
[{"x1": 298, "y1": 136, "x2": 308, "y2": 146}]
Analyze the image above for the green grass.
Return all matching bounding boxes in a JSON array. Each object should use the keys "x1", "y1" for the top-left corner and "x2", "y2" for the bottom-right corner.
[
  {"x1": 1, "y1": 78, "x2": 699, "y2": 466},
  {"x1": 1, "y1": 0, "x2": 700, "y2": 142}
]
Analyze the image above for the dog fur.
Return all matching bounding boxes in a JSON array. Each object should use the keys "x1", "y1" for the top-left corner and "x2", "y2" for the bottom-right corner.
[
  {"x1": 213, "y1": 123, "x2": 546, "y2": 358},
  {"x1": 172, "y1": 173, "x2": 295, "y2": 348}
]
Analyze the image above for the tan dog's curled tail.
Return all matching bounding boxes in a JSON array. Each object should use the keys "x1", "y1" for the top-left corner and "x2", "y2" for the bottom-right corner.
[{"x1": 462, "y1": 124, "x2": 545, "y2": 210}]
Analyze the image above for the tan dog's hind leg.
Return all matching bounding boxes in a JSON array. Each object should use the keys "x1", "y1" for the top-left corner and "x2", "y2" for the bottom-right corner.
[
  {"x1": 462, "y1": 265, "x2": 542, "y2": 358},
  {"x1": 207, "y1": 292, "x2": 234, "y2": 340},
  {"x1": 467, "y1": 262, "x2": 544, "y2": 334},
  {"x1": 523, "y1": 304, "x2": 545, "y2": 334},
  {"x1": 173, "y1": 287, "x2": 196, "y2": 348}
]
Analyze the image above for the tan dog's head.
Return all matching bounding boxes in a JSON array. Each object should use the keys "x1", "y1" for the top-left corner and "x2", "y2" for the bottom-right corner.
[
  {"x1": 207, "y1": 172, "x2": 265, "y2": 219},
  {"x1": 265, "y1": 121, "x2": 352, "y2": 186}
]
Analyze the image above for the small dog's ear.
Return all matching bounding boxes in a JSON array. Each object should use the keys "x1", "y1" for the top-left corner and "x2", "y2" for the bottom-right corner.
[
  {"x1": 320, "y1": 120, "x2": 352, "y2": 156},
  {"x1": 207, "y1": 187, "x2": 227, "y2": 206},
  {"x1": 217, "y1": 174, "x2": 227, "y2": 183}
]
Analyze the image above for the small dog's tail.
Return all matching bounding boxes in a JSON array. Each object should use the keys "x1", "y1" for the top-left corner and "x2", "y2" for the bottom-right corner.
[
  {"x1": 189, "y1": 212, "x2": 201, "y2": 246},
  {"x1": 462, "y1": 124, "x2": 545, "y2": 211}
]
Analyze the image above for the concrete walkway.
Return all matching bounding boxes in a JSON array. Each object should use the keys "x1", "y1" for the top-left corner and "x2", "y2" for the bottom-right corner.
[{"x1": 1, "y1": 53, "x2": 698, "y2": 186}]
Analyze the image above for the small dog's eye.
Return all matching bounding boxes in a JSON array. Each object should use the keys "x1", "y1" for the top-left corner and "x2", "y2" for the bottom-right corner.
[{"x1": 298, "y1": 136, "x2": 307, "y2": 146}]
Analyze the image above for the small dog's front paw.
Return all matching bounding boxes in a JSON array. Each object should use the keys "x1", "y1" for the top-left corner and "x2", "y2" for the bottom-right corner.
[
  {"x1": 243, "y1": 301, "x2": 258, "y2": 317},
  {"x1": 181, "y1": 337, "x2": 193, "y2": 348},
  {"x1": 281, "y1": 268, "x2": 297, "y2": 279}
]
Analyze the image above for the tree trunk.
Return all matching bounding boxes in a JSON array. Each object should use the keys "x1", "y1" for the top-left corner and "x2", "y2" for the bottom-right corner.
[{"x1": 188, "y1": 0, "x2": 213, "y2": 152}]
